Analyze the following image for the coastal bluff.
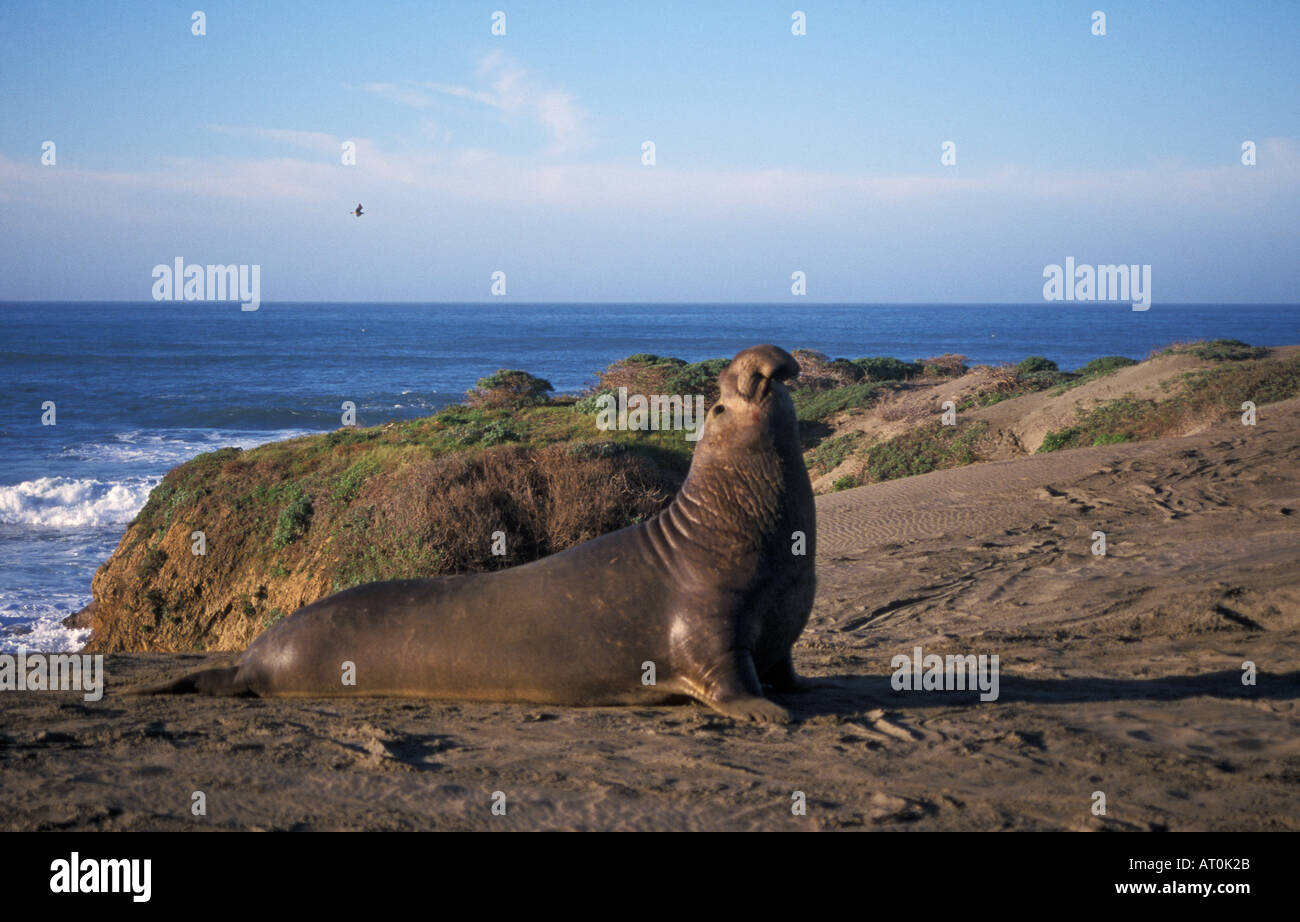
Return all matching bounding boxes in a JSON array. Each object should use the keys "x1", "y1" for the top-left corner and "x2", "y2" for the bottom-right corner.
[
  {"x1": 77, "y1": 343, "x2": 1300, "y2": 654},
  {"x1": 80, "y1": 433, "x2": 682, "y2": 654}
]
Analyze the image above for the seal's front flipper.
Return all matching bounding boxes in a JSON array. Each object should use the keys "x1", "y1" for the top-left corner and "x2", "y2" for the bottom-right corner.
[
  {"x1": 712, "y1": 695, "x2": 791, "y2": 723},
  {"x1": 697, "y1": 649, "x2": 792, "y2": 723}
]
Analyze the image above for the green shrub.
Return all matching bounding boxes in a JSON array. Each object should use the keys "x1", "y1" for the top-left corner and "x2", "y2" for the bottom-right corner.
[
  {"x1": 793, "y1": 381, "x2": 884, "y2": 422},
  {"x1": 332, "y1": 457, "x2": 380, "y2": 502},
  {"x1": 853, "y1": 356, "x2": 923, "y2": 381},
  {"x1": 920, "y1": 354, "x2": 968, "y2": 378},
  {"x1": 831, "y1": 475, "x2": 861, "y2": 492},
  {"x1": 809, "y1": 431, "x2": 865, "y2": 473},
  {"x1": 864, "y1": 422, "x2": 987, "y2": 481},
  {"x1": 1038, "y1": 397, "x2": 1153, "y2": 452},
  {"x1": 664, "y1": 359, "x2": 730, "y2": 403},
  {"x1": 572, "y1": 389, "x2": 615, "y2": 415},
  {"x1": 1073, "y1": 355, "x2": 1138, "y2": 377},
  {"x1": 1038, "y1": 427, "x2": 1080, "y2": 453},
  {"x1": 1160, "y1": 339, "x2": 1268, "y2": 362},
  {"x1": 827, "y1": 358, "x2": 865, "y2": 382},
  {"x1": 623, "y1": 353, "x2": 686, "y2": 368},
  {"x1": 1016, "y1": 356, "x2": 1059, "y2": 374},
  {"x1": 466, "y1": 369, "x2": 554, "y2": 408},
  {"x1": 1188, "y1": 339, "x2": 1268, "y2": 362},
  {"x1": 433, "y1": 406, "x2": 484, "y2": 427},
  {"x1": 272, "y1": 487, "x2": 314, "y2": 548},
  {"x1": 448, "y1": 426, "x2": 486, "y2": 448},
  {"x1": 480, "y1": 420, "x2": 521, "y2": 446},
  {"x1": 587, "y1": 354, "x2": 693, "y2": 407}
]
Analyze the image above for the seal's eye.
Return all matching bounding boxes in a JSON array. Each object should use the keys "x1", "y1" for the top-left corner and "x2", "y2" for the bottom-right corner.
[{"x1": 713, "y1": 405, "x2": 725, "y2": 415}]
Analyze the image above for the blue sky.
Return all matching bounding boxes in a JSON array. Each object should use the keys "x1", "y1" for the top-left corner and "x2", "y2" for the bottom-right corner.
[{"x1": 1, "y1": 0, "x2": 1297, "y2": 302}]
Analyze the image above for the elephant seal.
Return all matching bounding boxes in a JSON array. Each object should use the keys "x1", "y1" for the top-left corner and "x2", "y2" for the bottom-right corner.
[{"x1": 140, "y1": 344, "x2": 817, "y2": 721}]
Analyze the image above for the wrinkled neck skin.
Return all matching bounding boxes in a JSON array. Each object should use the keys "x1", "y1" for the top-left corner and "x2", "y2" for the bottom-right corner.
[{"x1": 649, "y1": 391, "x2": 814, "y2": 581}]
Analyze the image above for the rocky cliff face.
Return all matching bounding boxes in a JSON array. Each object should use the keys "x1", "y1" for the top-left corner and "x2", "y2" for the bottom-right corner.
[{"x1": 80, "y1": 409, "x2": 684, "y2": 653}]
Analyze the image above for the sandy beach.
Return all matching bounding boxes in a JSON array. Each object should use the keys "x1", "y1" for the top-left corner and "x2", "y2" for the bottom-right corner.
[{"x1": 4, "y1": 394, "x2": 1296, "y2": 832}]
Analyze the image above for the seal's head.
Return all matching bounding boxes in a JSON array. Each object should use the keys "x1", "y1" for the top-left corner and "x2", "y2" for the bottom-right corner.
[
  {"x1": 679, "y1": 343, "x2": 811, "y2": 544},
  {"x1": 698, "y1": 344, "x2": 801, "y2": 461}
]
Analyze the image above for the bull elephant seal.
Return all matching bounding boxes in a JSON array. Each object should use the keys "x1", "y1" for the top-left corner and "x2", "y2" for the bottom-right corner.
[{"x1": 140, "y1": 345, "x2": 817, "y2": 721}]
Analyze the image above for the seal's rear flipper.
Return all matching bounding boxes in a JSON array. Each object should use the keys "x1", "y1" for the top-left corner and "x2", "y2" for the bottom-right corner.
[{"x1": 128, "y1": 666, "x2": 252, "y2": 697}]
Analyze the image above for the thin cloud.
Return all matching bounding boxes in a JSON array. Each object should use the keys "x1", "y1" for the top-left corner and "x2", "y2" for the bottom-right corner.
[
  {"x1": 3, "y1": 139, "x2": 1295, "y2": 222},
  {"x1": 363, "y1": 82, "x2": 434, "y2": 109},
  {"x1": 209, "y1": 125, "x2": 342, "y2": 156},
  {"x1": 371, "y1": 51, "x2": 590, "y2": 153}
]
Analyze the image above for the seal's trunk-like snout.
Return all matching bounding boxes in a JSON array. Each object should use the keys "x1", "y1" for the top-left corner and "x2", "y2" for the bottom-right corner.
[{"x1": 724, "y1": 344, "x2": 801, "y2": 401}]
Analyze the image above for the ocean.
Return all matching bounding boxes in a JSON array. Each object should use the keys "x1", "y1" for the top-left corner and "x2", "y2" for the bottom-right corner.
[{"x1": 2, "y1": 300, "x2": 1295, "y2": 651}]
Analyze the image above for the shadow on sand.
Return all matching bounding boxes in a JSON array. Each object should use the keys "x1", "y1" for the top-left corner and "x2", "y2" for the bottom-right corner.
[{"x1": 776, "y1": 669, "x2": 1300, "y2": 719}]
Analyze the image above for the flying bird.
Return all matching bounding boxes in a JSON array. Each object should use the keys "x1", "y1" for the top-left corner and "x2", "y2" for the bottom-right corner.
[{"x1": 351, "y1": 203, "x2": 364, "y2": 217}]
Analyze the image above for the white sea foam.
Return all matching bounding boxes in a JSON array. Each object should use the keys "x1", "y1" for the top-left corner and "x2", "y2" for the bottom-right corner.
[
  {"x1": 0, "y1": 476, "x2": 158, "y2": 527},
  {"x1": 62, "y1": 428, "x2": 314, "y2": 468},
  {"x1": 4, "y1": 430, "x2": 313, "y2": 528},
  {"x1": 0, "y1": 614, "x2": 90, "y2": 654},
  {"x1": 0, "y1": 589, "x2": 93, "y2": 653}
]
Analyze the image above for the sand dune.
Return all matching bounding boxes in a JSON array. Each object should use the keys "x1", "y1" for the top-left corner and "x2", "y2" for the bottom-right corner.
[
  {"x1": 2, "y1": 398, "x2": 1297, "y2": 830},
  {"x1": 811, "y1": 347, "x2": 1299, "y2": 491}
]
